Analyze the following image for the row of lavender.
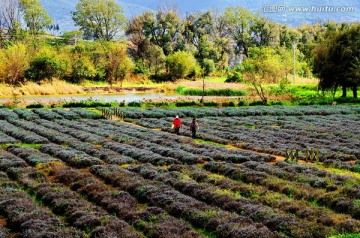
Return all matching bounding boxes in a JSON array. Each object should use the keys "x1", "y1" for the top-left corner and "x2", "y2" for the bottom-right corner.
[
  {"x1": 3, "y1": 115, "x2": 360, "y2": 207},
  {"x1": 3, "y1": 143, "x2": 360, "y2": 237},
  {"x1": 5, "y1": 116, "x2": 360, "y2": 221},
  {"x1": 1, "y1": 148, "x2": 206, "y2": 238},
  {"x1": 0, "y1": 108, "x2": 360, "y2": 236},
  {"x1": 0, "y1": 108, "x2": 101, "y2": 144},
  {"x1": 0, "y1": 145, "x2": 277, "y2": 237},
  {"x1": 116, "y1": 105, "x2": 360, "y2": 119},
  {"x1": 1, "y1": 109, "x2": 360, "y2": 198},
  {"x1": 127, "y1": 111, "x2": 360, "y2": 171}
]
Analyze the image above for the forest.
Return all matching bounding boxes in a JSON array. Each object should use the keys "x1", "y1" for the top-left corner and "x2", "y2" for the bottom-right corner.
[{"x1": 0, "y1": 0, "x2": 359, "y2": 104}]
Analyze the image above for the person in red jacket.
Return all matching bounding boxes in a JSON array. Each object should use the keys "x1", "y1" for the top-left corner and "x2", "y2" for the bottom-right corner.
[{"x1": 172, "y1": 115, "x2": 182, "y2": 135}]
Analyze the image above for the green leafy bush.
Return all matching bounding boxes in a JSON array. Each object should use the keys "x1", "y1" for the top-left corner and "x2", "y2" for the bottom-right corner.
[
  {"x1": 127, "y1": 101, "x2": 142, "y2": 107},
  {"x1": 62, "y1": 101, "x2": 111, "y2": 108},
  {"x1": 25, "y1": 47, "x2": 69, "y2": 82},
  {"x1": 175, "y1": 86, "x2": 247, "y2": 96},
  {"x1": 238, "y1": 100, "x2": 249, "y2": 106},
  {"x1": 69, "y1": 56, "x2": 96, "y2": 83},
  {"x1": 166, "y1": 51, "x2": 198, "y2": 79},
  {"x1": 249, "y1": 101, "x2": 265, "y2": 106},
  {"x1": 221, "y1": 101, "x2": 236, "y2": 107},
  {"x1": 26, "y1": 103, "x2": 44, "y2": 109},
  {"x1": 202, "y1": 59, "x2": 216, "y2": 76},
  {"x1": 225, "y1": 65, "x2": 244, "y2": 83},
  {"x1": 175, "y1": 101, "x2": 197, "y2": 107},
  {"x1": 203, "y1": 101, "x2": 219, "y2": 107},
  {"x1": 134, "y1": 59, "x2": 150, "y2": 76}
]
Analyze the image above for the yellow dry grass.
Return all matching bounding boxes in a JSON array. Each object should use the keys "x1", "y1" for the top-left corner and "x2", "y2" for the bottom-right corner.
[{"x1": 0, "y1": 79, "x2": 83, "y2": 97}]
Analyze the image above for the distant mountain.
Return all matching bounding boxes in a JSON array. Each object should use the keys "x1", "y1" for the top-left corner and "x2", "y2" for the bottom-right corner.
[{"x1": 41, "y1": 0, "x2": 360, "y2": 32}]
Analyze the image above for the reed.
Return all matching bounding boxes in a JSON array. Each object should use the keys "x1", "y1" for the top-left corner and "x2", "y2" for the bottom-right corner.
[{"x1": 0, "y1": 79, "x2": 83, "y2": 96}]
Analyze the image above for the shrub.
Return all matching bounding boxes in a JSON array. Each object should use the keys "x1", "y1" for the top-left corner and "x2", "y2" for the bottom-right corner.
[
  {"x1": 70, "y1": 108, "x2": 102, "y2": 119},
  {"x1": 134, "y1": 59, "x2": 150, "y2": 76},
  {"x1": 166, "y1": 51, "x2": 198, "y2": 79},
  {"x1": 62, "y1": 101, "x2": 111, "y2": 108},
  {"x1": 249, "y1": 101, "x2": 265, "y2": 106},
  {"x1": 203, "y1": 102, "x2": 219, "y2": 107},
  {"x1": 128, "y1": 101, "x2": 142, "y2": 107},
  {"x1": 175, "y1": 101, "x2": 197, "y2": 107},
  {"x1": 202, "y1": 59, "x2": 216, "y2": 76},
  {"x1": 69, "y1": 55, "x2": 97, "y2": 83},
  {"x1": 150, "y1": 73, "x2": 173, "y2": 82},
  {"x1": 26, "y1": 103, "x2": 44, "y2": 109},
  {"x1": 0, "y1": 109, "x2": 19, "y2": 119},
  {"x1": 238, "y1": 100, "x2": 249, "y2": 106},
  {"x1": 0, "y1": 43, "x2": 29, "y2": 85},
  {"x1": 176, "y1": 87, "x2": 247, "y2": 96},
  {"x1": 269, "y1": 101, "x2": 285, "y2": 106},
  {"x1": 226, "y1": 71, "x2": 243, "y2": 83},
  {"x1": 225, "y1": 65, "x2": 244, "y2": 83},
  {"x1": 25, "y1": 47, "x2": 70, "y2": 82},
  {"x1": 222, "y1": 101, "x2": 236, "y2": 107}
]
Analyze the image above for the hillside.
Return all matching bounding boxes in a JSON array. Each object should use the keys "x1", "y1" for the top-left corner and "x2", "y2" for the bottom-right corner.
[{"x1": 41, "y1": 0, "x2": 359, "y2": 32}]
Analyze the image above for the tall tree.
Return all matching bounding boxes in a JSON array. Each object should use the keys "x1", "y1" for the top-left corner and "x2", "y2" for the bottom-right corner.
[
  {"x1": 126, "y1": 10, "x2": 182, "y2": 56},
  {"x1": 220, "y1": 7, "x2": 257, "y2": 57},
  {"x1": 242, "y1": 47, "x2": 292, "y2": 105},
  {"x1": 151, "y1": 10, "x2": 181, "y2": 55},
  {"x1": 183, "y1": 11, "x2": 214, "y2": 51},
  {"x1": 72, "y1": 0, "x2": 126, "y2": 41},
  {"x1": 0, "y1": 0, "x2": 21, "y2": 37},
  {"x1": 126, "y1": 11, "x2": 153, "y2": 59},
  {"x1": 314, "y1": 23, "x2": 360, "y2": 98},
  {"x1": 182, "y1": 11, "x2": 220, "y2": 68},
  {"x1": 251, "y1": 17, "x2": 281, "y2": 47},
  {"x1": 19, "y1": 0, "x2": 52, "y2": 35}
]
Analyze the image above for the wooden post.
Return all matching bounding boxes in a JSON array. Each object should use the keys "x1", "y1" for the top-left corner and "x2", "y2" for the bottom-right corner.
[
  {"x1": 305, "y1": 148, "x2": 319, "y2": 162},
  {"x1": 285, "y1": 149, "x2": 299, "y2": 162}
]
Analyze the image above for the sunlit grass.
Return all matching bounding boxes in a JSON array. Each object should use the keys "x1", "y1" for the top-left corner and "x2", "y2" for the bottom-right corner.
[
  {"x1": 193, "y1": 138, "x2": 227, "y2": 147},
  {"x1": 312, "y1": 164, "x2": 360, "y2": 179},
  {"x1": 329, "y1": 234, "x2": 360, "y2": 238},
  {"x1": 0, "y1": 143, "x2": 42, "y2": 150}
]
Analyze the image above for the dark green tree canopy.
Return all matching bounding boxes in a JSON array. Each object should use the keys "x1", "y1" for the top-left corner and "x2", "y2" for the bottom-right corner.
[{"x1": 313, "y1": 23, "x2": 360, "y2": 98}]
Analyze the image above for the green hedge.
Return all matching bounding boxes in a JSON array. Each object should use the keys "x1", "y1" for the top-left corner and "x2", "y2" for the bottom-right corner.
[{"x1": 176, "y1": 86, "x2": 247, "y2": 96}]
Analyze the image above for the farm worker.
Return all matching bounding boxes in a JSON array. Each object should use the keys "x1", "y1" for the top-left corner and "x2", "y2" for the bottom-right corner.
[
  {"x1": 189, "y1": 118, "x2": 199, "y2": 138},
  {"x1": 172, "y1": 115, "x2": 182, "y2": 135}
]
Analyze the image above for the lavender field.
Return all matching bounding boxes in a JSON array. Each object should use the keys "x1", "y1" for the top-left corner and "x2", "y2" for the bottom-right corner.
[{"x1": 0, "y1": 106, "x2": 359, "y2": 238}]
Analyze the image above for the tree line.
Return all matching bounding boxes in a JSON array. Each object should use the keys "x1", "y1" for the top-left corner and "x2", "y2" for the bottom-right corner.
[{"x1": 0, "y1": 0, "x2": 359, "y2": 101}]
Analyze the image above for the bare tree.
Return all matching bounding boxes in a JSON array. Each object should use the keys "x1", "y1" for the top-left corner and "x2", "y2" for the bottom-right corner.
[
  {"x1": 157, "y1": 0, "x2": 180, "y2": 15},
  {"x1": 0, "y1": 0, "x2": 20, "y2": 33}
]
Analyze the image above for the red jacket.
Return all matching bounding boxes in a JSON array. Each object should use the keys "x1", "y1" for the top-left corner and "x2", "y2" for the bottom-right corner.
[{"x1": 172, "y1": 118, "x2": 182, "y2": 128}]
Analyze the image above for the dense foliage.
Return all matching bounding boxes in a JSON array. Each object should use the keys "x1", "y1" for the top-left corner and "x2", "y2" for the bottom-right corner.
[
  {"x1": 313, "y1": 24, "x2": 360, "y2": 98},
  {"x1": 0, "y1": 41, "x2": 134, "y2": 85},
  {"x1": 2, "y1": 1, "x2": 359, "y2": 93}
]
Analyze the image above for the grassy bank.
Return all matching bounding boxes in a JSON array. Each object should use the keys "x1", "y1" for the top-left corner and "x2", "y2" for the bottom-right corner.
[
  {"x1": 175, "y1": 86, "x2": 247, "y2": 96},
  {"x1": 0, "y1": 76, "x2": 359, "y2": 108}
]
